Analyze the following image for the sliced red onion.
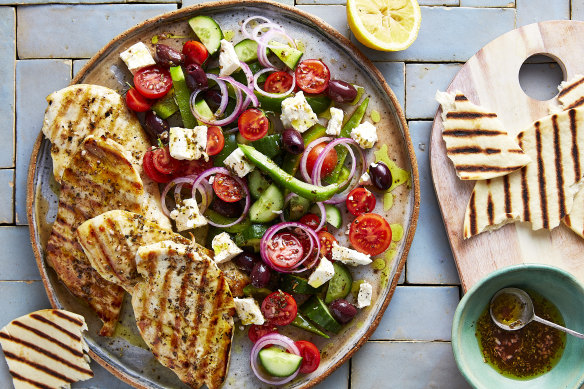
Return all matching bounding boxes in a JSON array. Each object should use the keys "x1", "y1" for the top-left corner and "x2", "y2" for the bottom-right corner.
[
  {"x1": 251, "y1": 22, "x2": 285, "y2": 41},
  {"x1": 260, "y1": 222, "x2": 320, "y2": 273},
  {"x1": 190, "y1": 86, "x2": 243, "y2": 127},
  {"x1": 191, "y1": 179, "x2": 213, "y2": 213},
  {"x1": 250, "y1": 333, "x2": 301, "y2": 385},
  {"x1": 279, "y1": 193, "x2": 299, "y2": 223},
  {"x1": 219, "y1": 75, "x2": 259, "y2": 108},
  {"x1": 314, "y1": 202, "x2": 326, "y2": 232},
  {"x1": 239, "y1": 61, "x2": 254, "y2": 87},
  {"x1": 160, "y1": 176, "x2": 197, "y2": 216},
  {"x1": 241, "y1": 16, "x2": 273, "y2": 40},
  {"x1": 253, "y1": 68, "x2": 296, "y2": 99},
  {"x1": 259, "y1": 28, "x2": 297, "y2": 51},
  {"x1": 205, "y1": 74, "x2": 229, "y2": 116},
  {"x1": 299, "y1": 136, "x2": 333, "y2": 183},
  {"x1": 257, "y1": 39, "x2": 277, "y2": 69}
]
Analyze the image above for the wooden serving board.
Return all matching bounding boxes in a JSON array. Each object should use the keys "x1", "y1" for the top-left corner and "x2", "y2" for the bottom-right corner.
[{"x1": 430, "y1": 20, "x2": 584, "y2": 292}]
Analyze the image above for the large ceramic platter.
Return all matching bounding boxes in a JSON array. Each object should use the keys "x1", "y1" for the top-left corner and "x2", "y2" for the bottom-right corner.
[{"x1": 26, "y1": 1, "x2": 419, "y2": 388}]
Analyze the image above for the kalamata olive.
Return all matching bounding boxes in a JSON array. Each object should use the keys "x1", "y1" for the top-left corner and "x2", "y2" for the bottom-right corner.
[
  {"x1": 329, "y1": 299, "x2": 358, "y2": 324},
  {"x1": 251, "y1": 262, "x2": 272, "y2": 288},
  {"x1": 184, "y1": 63, "x2": 208, "y2": 91},
  {"x1": 233, "y1": 252, "x2": 259, "y2": 274},
  {"x1": 327, "y1": 79, "x2": 358, "y2": 103},
  {"x1": 204, "y1": 89, "x2": 223, "y2": 111},
  {"x1": 369, "y1": 162, "x2": 393, "y2": 191},
  {"x1": 210, "y1": 198, "x2": 243, "y2": 218},
  {"x1": 282, "y1": 129, "x2": 305, "y2": 155},
  {"x1": 155, "y1": 44, "x2": 184, "y2": 67},
  {"x1": 144, "y1": 110, "x2": 169, "y2": 137}
]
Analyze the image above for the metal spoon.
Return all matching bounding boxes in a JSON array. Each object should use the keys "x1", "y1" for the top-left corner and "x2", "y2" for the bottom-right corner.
[{"x1": 489, "y1": 287, "x2": 584, "y2": 339}]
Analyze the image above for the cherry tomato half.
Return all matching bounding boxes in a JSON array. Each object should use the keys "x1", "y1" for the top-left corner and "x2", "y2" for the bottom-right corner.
[
  {"x1": 299, "y1": 213, "x2": 322, "y2": 231},
  {"x1": 346, "y1": 187, "x2": 377, "y2": 216},
  {"x1": 213, "y1": 173, "x2": 244, "y2": 203},
  {"x1": 248, "y1": 323, "x2": 278, "y2": 343},
  {"x1": 143, "y1": 149, "x2": 172, "y2": 183},
  {"x1": 126, "y1": 87, "x2": 152, "y2": 112},
  {"x1": 182, "y1": 40, "x2": 209, "y2": 66},
  {"x1": 265, "y1": 232, "x2": 304, "y2": 269},
  {"x1": 206, "y1": 126, "x2": 225, "y2": 156},
  {"x1": 261, "y1": 291, "x2": 298, "y2": 326},
  {"x1": 238, "y1": 108, "x2": 269, "y2": 141},
  {"x1": 306, "y1": 142, "x2": 338, "y2": 179},
  {"x1": 317, "y1": 231, "x2": 337, "y2": 260},
  {"x1": 152, "y1": 146, "x2": 181, "y2": 175},
  {"x1": 349, "y1": 213, "x2": 392, "y2": 256},
  {"x1": 295, "y1": 59, "x2": 330, "y2": 94},
  {"x1": 264, "y1": 71, "x2": 294, "y2": 94},
  {"x1": 134, "y1": 65, "x2": 172, "y2": 100},
  {"x1": 295, "y1": 341, "x2": 321, "y2": 374}
]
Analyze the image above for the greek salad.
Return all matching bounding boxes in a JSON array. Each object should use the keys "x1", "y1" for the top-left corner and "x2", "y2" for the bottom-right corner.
[{"x1": 120, "y1": 14, "x2": 399, "y2": 385}]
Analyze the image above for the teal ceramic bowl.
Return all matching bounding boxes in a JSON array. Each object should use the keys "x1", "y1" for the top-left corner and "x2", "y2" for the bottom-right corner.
[{"x1": 452, "y1": 264, "x2": 584, "y2": 389}]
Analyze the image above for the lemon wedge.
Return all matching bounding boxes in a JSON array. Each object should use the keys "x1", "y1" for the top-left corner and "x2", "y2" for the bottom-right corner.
[{"x1": 347, "y1": 0, "x2": 421, "y2": 52}]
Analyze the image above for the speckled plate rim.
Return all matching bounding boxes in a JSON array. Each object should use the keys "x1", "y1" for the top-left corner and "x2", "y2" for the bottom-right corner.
[{"x1": 26, "y1": 1, "x2": 420, "y2": 388}]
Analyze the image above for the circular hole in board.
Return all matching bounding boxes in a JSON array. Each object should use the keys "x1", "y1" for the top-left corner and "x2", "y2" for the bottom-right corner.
[{"x1": 518, "y1": 54, "x2": 565, "y2": 101}]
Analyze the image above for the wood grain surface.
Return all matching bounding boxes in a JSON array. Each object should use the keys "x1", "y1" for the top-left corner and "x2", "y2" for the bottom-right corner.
[{"x1": 430, "y1": 20, "x2": 584, "y2": 292}]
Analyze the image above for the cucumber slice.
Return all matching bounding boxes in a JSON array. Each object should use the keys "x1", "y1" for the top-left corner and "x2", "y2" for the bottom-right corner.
[
  {"x1": 268, "y1": 41, "x2": 303, "y2": 69},
  {"x1": 234, "y1": 39, "x2": 259, "y2": 63},
  {"x1": 288, "y1": 195, "x2": 310, "y2": 221},
  {"x1": 249, "y1": 184, "x2": 284, "y2": 223},
  {"x1": 310, "y1": 204, "x2": 342, "y2": 229},
  {"x1": 248, "y1": 170, "x2": 271, "y2": 200},
  {"x1": 251, "y1": 134, "x2": 282, "y2": 159},
  {"x1": 243, "y1": 285, "x2": 272, "y2": 300},
  {"x1": 188, "y1": 15, "x2": 223, "y2": 55},
  {"x1": 204, "y1": 210, "x2": 251, "y2": 233},
  {"x1": 301, "y1": 296, "x2": 342, "y2": 333},
  {"x1": 281, "y1": 274, "x2": 322, "y2": 294},
  {"x1": 169, "y1": 66, "x2": 197, "y2": 129},
  {"x1": 235, "y1": 224, "x2": 270, "y2": 251},
  {"x1": 258, "y1": 347, "x2": 303, "y2": 377},
  {"x1": 151, "y1": 88, "x2": 178, "y2": 119},
  {"x1": 325, "y1": 262, "x2": 353, "y2": 303},
  {"x1": 192, "y1": 98, "x2": 214, "y2": 126}
]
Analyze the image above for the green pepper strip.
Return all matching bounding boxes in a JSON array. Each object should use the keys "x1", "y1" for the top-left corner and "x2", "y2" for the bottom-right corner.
[
  {"x1": 169, "y1": 66, "x2": 197, "y2": 129},
  {"x1": 239, "y1": 144, "x2": 340, "y2": 202},
  {"x1": 292, "y1": 313, "x2": 330, "y2": 339},
  {"x1": 324, "y1": 97, "x2": 369, "y2": 184}
]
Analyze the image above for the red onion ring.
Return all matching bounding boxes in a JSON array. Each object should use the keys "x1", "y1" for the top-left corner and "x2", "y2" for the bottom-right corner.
[
  {"x1": 257, "y1": 39, "x2": 276, "y2": 69},
  {"x1": 259, "y1": 28, "x2": 297, "y2": 51},
  {"x1": 314, "y1": 202, "x2": 326, "y2": 232},
  {"x1": 239, "y1": 61, "x2": 254, "y2": 87},
  {"x1": 250, "y1": 333, "x2": 301, "y2": 385},
  {"x1": 191, "y1": 179, "x2": 213, "y2": 213},
  {"x1": 299, "y1": 137, "x2": 333, "y2": 183},
  {"x1": 160, "y1": 176, "x2": 197, "y2": 216},
  {"x1": 205, "y1": 74, "x2": 229, "y2": 116},
  {"x1": 279, "y1": 193, "x2": 299, "y2": 223},
  {"x1": 219, "y1": 75, "x2": 259, "y2": 108},
  {"x1": 190, "y1": 86, "x2": 243, "y2": 126},
  {"x1": 253, "y1": 68, "x2": 296, "y2": 99},
  {"x1": 260, "y1": 222, "x2": 320, "y2": 273},
  {"x1": 241, "y1": 16, "x2": 273, "y2": 40},
  {"x1": 251, "y1": 22, "x2": 285, "y2": 41}
]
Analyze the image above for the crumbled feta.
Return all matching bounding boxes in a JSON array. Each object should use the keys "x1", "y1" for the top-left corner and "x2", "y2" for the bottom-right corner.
[
  {"x1": 280, "y1": 91, "x2": 318, "y2": 133},
  {"x1": 169, "y1": 198, "x2": 207, "y2": 231},
  {"x1": 351, "y1": 121, "x2": 378, "y2": 149},
  {"x1": 219, "y1": 39, "x2": 241, "y2": 77},
  {"x1": 234, "y1": 298, "x2": 265, "y2": 325},
  {"x1": 308, "y1": 257, "x2": 335, "y2": 288},
  {"x1": 169, "y1": 126, "x2": 209, "y2": 162},
  {"x1": 357, "y1": 281, "x2": 373, "y2": 308},
  {"x1": 359, "y1": 171, "x2": 371, "y2": 186},
  {"x1": 331, "y1": 242, "x2": 372, "y2": 266},
  {"x1": 223, "y1": 148, "x2": 255, "y2": 177},
  {"x1": 326, "y1": 107, "x2": 344, "y2": 136},
  {"x1": 119, "y1": 42, "x2": 156, "y2": 75},
  {"x1": 212, "y1": 232, "x2": 243, "y2": 264}
]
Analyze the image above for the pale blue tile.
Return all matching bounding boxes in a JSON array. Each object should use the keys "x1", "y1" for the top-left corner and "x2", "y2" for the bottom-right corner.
[
  {"x1": 517, "y1": 0, "x2": 569, "y2": 27},
  {"x1": 351, "y1": 342, "x2": 470, "y2": 389},
  {"x1": 0, "y1": 281, "x2": 51, "y2": 328},
  {"x1": 461, "y1": 0, "x2": 514, "y2": 6},
  {"x1": 296, "y1": 5, "x2": 349, "y2": 37},
  {"x1": 519, "y1": 62, "x2": 564, "y2": 101},
  {"x1": 2, "y1": 0, "x2": 123, "y2": 4},
  {"x1": 371, "y1": 286, "x2": 459, "y2": 341},
  {"x1": 15, "y1": 59, "x2": 71, "y2": 225},
  {"x1": 0, "y1": 8, "x2": 15, "y2": 168},
  {"x1": 573, "y1": 0, "x2": 584, "y2": 20},
  {"x1": 73, "y1": 59, "x2": 90, "y2": 77},
  {"x1": 406, "y1": 121, "x2": 460, "y2": 285},
  {"x1": 406, "y1": 63, "x2": 461, "y2": 119},
  {"x1": 184, "y1": 0, "x2": 293, "y2": 5},
  {"x1": 17, "y1": 4, "x2": 177, "y2": 59},
  {"x1": 375, "y1": 62, "x2": 406, "y2": 111},
  {"x1": 0, "y1": 170, "x2": 13, "y2": 224},
  {"x1": 350, "y1": 7, "x2": 515, "y2": 62},
  {"x1": 419, "y1": 0, "x2": 458, "y2": 4},
  {"x1": 315, "y1": 360, "x2": 349, "y2": 389},
  {"x1": 0, "y1": 227, "x2": 40, "y2": 280}
]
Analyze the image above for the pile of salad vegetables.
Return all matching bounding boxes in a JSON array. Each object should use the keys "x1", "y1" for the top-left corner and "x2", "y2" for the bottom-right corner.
[{"x1": 123, "y1": 14, "x2": 398, "y2": 385}]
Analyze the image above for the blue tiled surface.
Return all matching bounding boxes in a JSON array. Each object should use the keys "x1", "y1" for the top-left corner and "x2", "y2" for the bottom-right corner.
[
  {"x1": 0, "y1": 170, "x2": 14, "y2": 224},
  {"x1": 0, "y1": 7, "x2": 15, "y2": 169}
]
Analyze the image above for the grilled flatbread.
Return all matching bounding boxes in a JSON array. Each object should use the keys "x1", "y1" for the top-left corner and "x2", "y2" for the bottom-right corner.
[
  {"x1": 557, "y1": 74, "x2": 584, "y2": 111},
  {"x1": 134, "y1": 241, "x2": 235, "y2": 389},
  {"x1": 46, "y1": 136, "x2": 144, "y2": 336},
  {"x1": 77, "y1": 210, "x2": 250, "y2": 296},
  {"x1": 436, "y1": 91, "x2": 531, "y2": 180},
  {"x1": 463, "y1": 108, "x2": 584, "y2": 239},
  {"x1": 0, "y1": 309, "x2": 93, "y2": 389},
  {"x1": 42, "y1": 84, "x2": 170, "y2": 229}
]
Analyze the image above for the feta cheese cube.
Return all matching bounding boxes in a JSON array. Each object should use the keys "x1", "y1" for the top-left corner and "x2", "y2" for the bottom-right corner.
[
  {"x1": 326, "y1": 107, "x2": 344, "y2": 136},
  {"x1": 351, "y1": 121, "x2": 378, "y2": 149},
  {"x1": 308, "y1": 257, "x2": 335, "y2": 288},
  {"x1": 359, "y1": 171, "x2": 371, "y2": 186},
  {"x1": 219, "y1": 39, "x2": 241, "y2": 77},
  {"x1": 169, "y1": 126, "x2": 209, "y2": 162},
  {"x1": 119, "y1": 42, "x2": 156, "y2": 75},
  {"x1": 212, "y1": 232, "x2": 243, "y2": 264},
  {"x1": 223, "y1": 148, "x2": 255, "y2": 177},
  {"x1": 357, "y1": 281, "x2": 373, "y2": 308},
  {"x1": 234, "y1": 298, "x2": 265, "y2": 325},
  {"x1": 280, "y1": 91, "x2": 318, "y2": 133},
  {"x1": 331, "y1": 242, "x2": 372, "y2": 266},
  {"x1": 169, "y1": 198, "x2": 207, "y2": 231}
]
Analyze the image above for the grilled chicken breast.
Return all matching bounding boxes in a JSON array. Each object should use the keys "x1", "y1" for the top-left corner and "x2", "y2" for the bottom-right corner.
[
  {"x1": 436, "y1": 91, "x2": 531, "y2": 180},
  {"x1": 41, "y1": 84, "x2": 170, "y2": 229},
  {"x1": 0, "y1": 309, "x2": 93, "y2": 389},
  {"x1": 463, "y1": 108, "x2": 584, "y2": 238},
  {"x1": 134, "y1": 241, "x2": 235, "y2": 389},
  {"x1": 46, "y1": 136, "x2": 145, "y2": 336}
]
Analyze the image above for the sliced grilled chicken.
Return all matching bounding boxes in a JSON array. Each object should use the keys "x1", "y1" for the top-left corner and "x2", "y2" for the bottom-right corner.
[
  {"x1": 557, "y1": 74, "x2": 584, "y2": 110},
  {"x1": 463, "y1": 108, "x2": 584, "y2": 238},
  {"x1": 133, "y1": 241, "x2": 235, "y2": 389},
  {"x1": 46, "y1": 136, "x2": 144, "y2": 336},
  {"x1": 0, "y1": 309, "x2": 93, "y2": 389},
  {"x1": 77, "y1": 210, "x2": 250, "y2": 296},
  {"x1": 42, "y1": 84, "x2": 170, "y2": 228},
  {"x1": 436, "y1": 91, "x2": 531, "y2": 180}
]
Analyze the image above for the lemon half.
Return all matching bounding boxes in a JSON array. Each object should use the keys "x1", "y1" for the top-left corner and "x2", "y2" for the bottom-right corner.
[{"x1": 347, "y1": 0, "x2": 421, "y2": 52}]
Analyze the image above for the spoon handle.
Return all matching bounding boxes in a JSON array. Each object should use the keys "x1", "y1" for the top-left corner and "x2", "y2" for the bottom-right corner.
[{"x1": 532, "y1": 315, "x2": 584, "y2": 339}]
